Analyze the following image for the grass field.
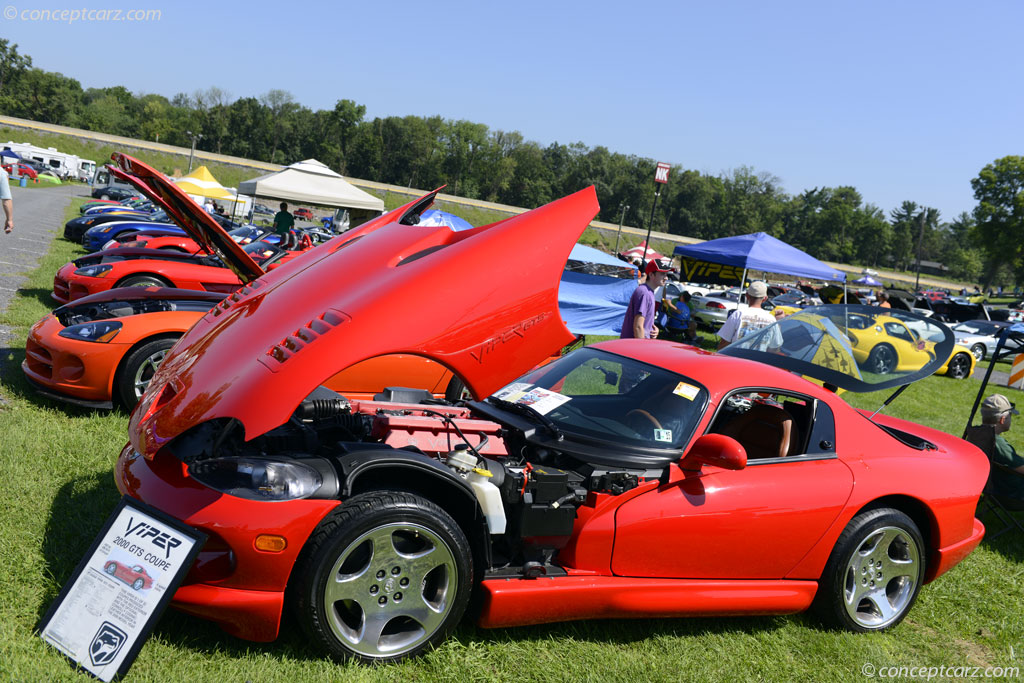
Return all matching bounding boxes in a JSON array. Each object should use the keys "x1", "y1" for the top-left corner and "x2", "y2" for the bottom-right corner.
[{"x1": 0, "y1": 200, "x2": 1023, "y2": 681}]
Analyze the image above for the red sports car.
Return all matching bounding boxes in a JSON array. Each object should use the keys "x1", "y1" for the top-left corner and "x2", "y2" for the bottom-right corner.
[
  {"x1": 113, "y1": 184, "x2": 987, "y2": 665},
  {"x1": 103, "y1": 560, "x2": 154, "y2": 591}
]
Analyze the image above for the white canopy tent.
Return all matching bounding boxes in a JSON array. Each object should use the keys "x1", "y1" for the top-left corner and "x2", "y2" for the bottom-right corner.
[{"x1": 237, "y1": 159, "x2": 385, "y2": 224}]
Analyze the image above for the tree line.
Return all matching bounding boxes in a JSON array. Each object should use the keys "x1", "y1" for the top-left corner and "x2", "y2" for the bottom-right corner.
[{"x1": 2, "y1": 39, "x2": 1021, "y2": 287}]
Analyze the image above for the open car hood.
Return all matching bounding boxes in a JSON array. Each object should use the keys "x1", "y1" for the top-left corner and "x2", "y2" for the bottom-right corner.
[
  {"x1": 719, "y1": 304, "x2": 955, "y2": 392},
  {"x1": 107, "y1": 154, "x2": 265, "y2": 284},
  {"x1": 130, "y1": 186, "x2": 600, "y2": 452}
]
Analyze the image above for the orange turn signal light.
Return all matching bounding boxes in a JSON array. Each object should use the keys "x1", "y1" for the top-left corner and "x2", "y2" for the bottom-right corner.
[{"x1": 254, "y1": 535, "x2": 287, "y2": 553}]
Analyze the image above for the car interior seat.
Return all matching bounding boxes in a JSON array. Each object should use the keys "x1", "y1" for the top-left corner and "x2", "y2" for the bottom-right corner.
[
  {"x1": 719, "y1": 403, "x2": 797, "y2": 460},
  {"x1": 963, "y1": 424, "x2": 1024, "y2": 539}
]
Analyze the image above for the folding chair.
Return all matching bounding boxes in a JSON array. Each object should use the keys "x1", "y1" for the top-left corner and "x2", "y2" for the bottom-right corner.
[{"x1": 963, "y1": 424, "x2": 1024, "y2": 540}]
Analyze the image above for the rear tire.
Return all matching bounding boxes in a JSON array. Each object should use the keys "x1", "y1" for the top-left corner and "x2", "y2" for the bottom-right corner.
[
  {"x1": 291, "y1": 491, "x2": 472, "y2": 663},
  {"x1": 866, "y1": 344, "x2": 897, "y2": 374},
  {"x1": 813, "y1": 508, "x2": 924, "y2": 632},
  {"x1": 116, "y1": 337, "x2": 178, "y2": 409}
]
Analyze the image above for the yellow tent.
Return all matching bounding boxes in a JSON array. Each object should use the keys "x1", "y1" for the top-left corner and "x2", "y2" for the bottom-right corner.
[{"x1": 174, "y1": 166, "x2": 234, "y2": 200}]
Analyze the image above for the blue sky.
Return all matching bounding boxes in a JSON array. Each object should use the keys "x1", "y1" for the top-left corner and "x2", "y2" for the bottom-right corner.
[{"x1": 5, "y1": 0, "x2": 1021, "y2": 222}]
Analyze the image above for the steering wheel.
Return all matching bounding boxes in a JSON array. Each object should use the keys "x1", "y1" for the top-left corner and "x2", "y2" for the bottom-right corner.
[{"x1": 625, "y1": 408, "x2": 662, "y2": 431}]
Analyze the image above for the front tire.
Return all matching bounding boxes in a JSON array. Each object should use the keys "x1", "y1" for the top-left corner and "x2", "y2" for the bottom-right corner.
[
  {"x1": 116, "y1": 337, "x2": 178, "y2": 409},
  {"x1": 970, "y1": 343, "x2": 985, "y2": 362},
  {"x1": 291, "y1": 491, "x2": 472, "y2": 663},
  {"x1": 946, "y1": 352, "x2": 972, "y2": 379},
  {"x1": 814, "y1": 508, "x2": 924, "y2": 632},
  {"x1": 117, "y1": 275, "x2": 170, "y2": 288}
]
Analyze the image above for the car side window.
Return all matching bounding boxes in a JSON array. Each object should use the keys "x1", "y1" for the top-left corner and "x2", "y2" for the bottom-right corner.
[{"x1": 708, "y1": 390, "x2": 835, "y2": 462}]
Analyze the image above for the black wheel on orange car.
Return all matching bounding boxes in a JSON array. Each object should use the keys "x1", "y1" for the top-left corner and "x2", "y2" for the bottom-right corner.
[
  {"x1": 290, "y1": 491, "x2": 473, "y2": 663},
  {"x1": 814, "y1": 507, "x2": 924, "y2": 632},
  {"x1": 866, "y1": 344, "x2": 897, "y2": 374},
  {"x1": 118, "y1": 275, "x2": 170, "y2": 288},
  {"x1": 116, "y1": 337, "x2": 178, "y2": 409},
  {"x1": 946, "y1": 352, "x2": 972, "y2": 379},
  {"x1": 444, "y1": 377, "x2": 470, "y2": 402}
]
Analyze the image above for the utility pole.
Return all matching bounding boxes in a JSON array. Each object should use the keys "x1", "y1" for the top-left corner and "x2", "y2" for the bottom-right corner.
[
  {"x1": 186, "y1": 130, "x2": 204, "y2": 173},
  {"x1": 914, "y1": 209, "x2": 926, "y2": 291},
  {"x1": 613, "y1": 203, "x2": 630, "y2": 254}
]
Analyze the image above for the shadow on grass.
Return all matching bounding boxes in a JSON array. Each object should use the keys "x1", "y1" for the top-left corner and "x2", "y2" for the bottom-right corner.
[
  {"x1": 17, "y1": 285, "x2": 61, "y2": 310},
  {"x1": 980, "y1": 512, "x2": 1024, "y2": 563},
  {"x1": 36, "y1": 474, "x2": 123, "y2": 620}
]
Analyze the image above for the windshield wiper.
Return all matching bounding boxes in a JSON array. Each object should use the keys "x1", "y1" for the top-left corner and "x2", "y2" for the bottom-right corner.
[{"x1": 486, "y1": 397, "x2": 564, "y2": 441}]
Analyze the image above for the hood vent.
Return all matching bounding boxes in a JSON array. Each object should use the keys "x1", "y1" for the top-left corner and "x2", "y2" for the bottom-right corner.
[
  {"x1": 260, "y1": 309, "x2": 350, "y2": 371},
  {"x1": 209, "y1": 280, "x2": 265, "y2": 318}
]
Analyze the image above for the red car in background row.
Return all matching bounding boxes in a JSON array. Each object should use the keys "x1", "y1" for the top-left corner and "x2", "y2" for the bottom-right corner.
[{"x1": 112, "y1": 178, "x2": 987, "y2": 664}]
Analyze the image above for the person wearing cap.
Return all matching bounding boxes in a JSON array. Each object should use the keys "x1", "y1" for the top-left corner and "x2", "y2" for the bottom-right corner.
[
  {"x1": 980, "y1": 393, "x2": 1024, "y2": 508},
  {"x1": 621, "y1": 260, "x2": 671, "y2": 339},
  {"x1": 717, "y1": 280, "x2": 779, "y2": 350}
]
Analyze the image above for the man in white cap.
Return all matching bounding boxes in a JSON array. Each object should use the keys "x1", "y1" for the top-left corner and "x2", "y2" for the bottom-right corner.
[
  {"x1": 717, "y1": 280, "x2": 777, "y2": 350},
  {"x1": 980, "y1": 393, "x2": 1024, "y2": 508}
]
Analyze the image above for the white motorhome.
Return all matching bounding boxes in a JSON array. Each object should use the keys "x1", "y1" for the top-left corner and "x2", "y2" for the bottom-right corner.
[{"x1": 1, "y1": 141, "x2": 93, "y2": 180}]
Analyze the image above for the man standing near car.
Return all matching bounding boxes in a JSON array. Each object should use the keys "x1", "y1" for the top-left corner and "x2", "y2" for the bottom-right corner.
[
  {"x1": 1, "y1": 166, "x2": 13, "y2": 234},
  {"x1": 717, "y1": 281, "x2": 777, "y2": 349},
  {"x1": 621, "y1": 260, "x2": 672, "y2": 339},
  {"x1": 273, "y1": 201, "x2": 295, "y2": 249}
]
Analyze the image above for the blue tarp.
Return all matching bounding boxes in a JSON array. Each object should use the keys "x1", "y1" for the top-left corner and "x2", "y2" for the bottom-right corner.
[
  {"x1": 0, "y1": 149, "x2": 21, "y2": 160},
  {"x1": 558, "y1": 270, "x2": 636, "y2": 336},
  {"x1": 569, "y1": 243, "x2": 636, "y2": 271},
  {"x1": 674, "y1": 232, "x2": 845, "y2": 282}
]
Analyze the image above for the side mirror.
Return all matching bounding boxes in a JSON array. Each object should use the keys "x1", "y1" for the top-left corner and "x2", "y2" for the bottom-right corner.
[{"x1": 680, "y1": 433, "x2": 747, "y2": 472}]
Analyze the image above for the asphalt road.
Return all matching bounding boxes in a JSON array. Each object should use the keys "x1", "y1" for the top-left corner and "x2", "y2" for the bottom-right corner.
[{"x1": 0, "y1": 183, "x2": 81, "y2": 348}]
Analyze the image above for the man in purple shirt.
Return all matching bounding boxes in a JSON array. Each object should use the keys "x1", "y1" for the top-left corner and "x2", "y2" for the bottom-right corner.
[{"x1": 621, "y1": 260, "x2": 672, "y2": 339}]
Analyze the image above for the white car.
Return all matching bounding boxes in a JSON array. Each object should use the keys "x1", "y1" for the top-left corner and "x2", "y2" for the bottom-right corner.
[
  {"x1": 950, "y1": 320, "x2": 1020, "y2": 362},
  {"x1": 691, "y1": 287, "x2": 744, "y2": 327}
]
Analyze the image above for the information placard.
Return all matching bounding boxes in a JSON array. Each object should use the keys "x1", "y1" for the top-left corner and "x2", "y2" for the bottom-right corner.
[{"x1": 38, "y1": 496, "x2": 205, "y2": 681}]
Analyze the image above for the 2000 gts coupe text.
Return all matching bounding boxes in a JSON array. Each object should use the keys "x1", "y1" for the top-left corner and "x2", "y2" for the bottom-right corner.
[{"x1": 110, "y1": 155, "x2": 987, "y2": 663}]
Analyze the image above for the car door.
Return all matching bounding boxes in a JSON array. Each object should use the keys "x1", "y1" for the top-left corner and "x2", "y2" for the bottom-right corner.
[{"x1": 610, "y1": 392, "x2": 854, "y2": 579}]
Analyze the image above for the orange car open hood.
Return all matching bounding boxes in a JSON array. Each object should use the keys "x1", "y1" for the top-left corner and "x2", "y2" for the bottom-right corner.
[
  {"x1": 108, "y1": 154, "x2": 265, "y2": 284},
  {"x1": 130, "y1": 186, "x2": 600, "y2": 452}
]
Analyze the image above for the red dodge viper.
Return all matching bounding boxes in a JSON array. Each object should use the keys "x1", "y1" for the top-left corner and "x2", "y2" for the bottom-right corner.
[{"x1": 112, "y1": 180, "x2": 987, "y2": 664}]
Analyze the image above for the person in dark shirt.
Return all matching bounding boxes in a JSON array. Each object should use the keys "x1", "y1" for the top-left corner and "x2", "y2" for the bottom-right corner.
[{"x1": 273, "y1": 201, "x2": 296, "y2": 249}]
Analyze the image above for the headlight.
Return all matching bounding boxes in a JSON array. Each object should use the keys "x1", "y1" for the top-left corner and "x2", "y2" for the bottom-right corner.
[
  {"x1": 59, "y1": 320, "x2": 122, "y2": 342},
  {"x1": 188, "y1": 458, "x2": 323, "y2": 501},
  {"x1": 74, "y1": 264, "x2": 113, "y2": 277}
]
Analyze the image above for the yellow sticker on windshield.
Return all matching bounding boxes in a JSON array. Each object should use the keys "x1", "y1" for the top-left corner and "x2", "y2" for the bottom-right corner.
[{"x1": 673, "y1": 382, "x2": 699, "y2": 400}]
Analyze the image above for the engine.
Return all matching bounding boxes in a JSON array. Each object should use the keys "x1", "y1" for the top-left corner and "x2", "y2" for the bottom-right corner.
[{"x1": 169, "y1": 386, "x2": 647, "y2": 576}]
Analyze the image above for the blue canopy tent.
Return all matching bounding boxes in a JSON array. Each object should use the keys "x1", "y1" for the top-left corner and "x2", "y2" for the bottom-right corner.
[
  {"x1": 559, "y1": 244, "x2": 638, "y2": 336},
  {"x1": 0, "y1": 149, "x2": 21, "y2": 160},
  {"x1": 673, "y1": 232, "x2": 846, "y2": 286}
]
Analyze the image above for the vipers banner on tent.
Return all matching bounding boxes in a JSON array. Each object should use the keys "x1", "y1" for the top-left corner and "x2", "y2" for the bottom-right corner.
[{"x1": 677, "y1": 257, "x2": 746, "y2": 286}]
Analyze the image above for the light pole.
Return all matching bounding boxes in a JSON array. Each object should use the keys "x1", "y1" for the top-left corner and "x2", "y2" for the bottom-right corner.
[
  {"x1": 186, "y1": 130, "x2": 204, "y2": 173},
  {"x1": 613, "y1": 203, "x2": 630, "y2": 254}
]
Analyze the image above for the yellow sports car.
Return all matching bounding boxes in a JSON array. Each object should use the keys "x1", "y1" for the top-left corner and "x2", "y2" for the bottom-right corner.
[{"x1": 773, "y1": 307, "x2": 975, "y2": 379}]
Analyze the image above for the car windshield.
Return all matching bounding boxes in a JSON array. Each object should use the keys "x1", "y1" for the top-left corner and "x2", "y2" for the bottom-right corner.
[
  {"x1": 242, "y1": 240, "x2": 284, "y2": 266},
  {"x1": 489, "y1": 347, "x2": 708, "y2": 450},
  {"x1": 720, "y1": 304, "x2": 956, "y2": 392}
]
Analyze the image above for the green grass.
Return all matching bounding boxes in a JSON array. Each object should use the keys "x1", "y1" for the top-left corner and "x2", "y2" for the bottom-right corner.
[{"x1": 1, "y1": 199, "x2": 1023, "y2": 681}]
